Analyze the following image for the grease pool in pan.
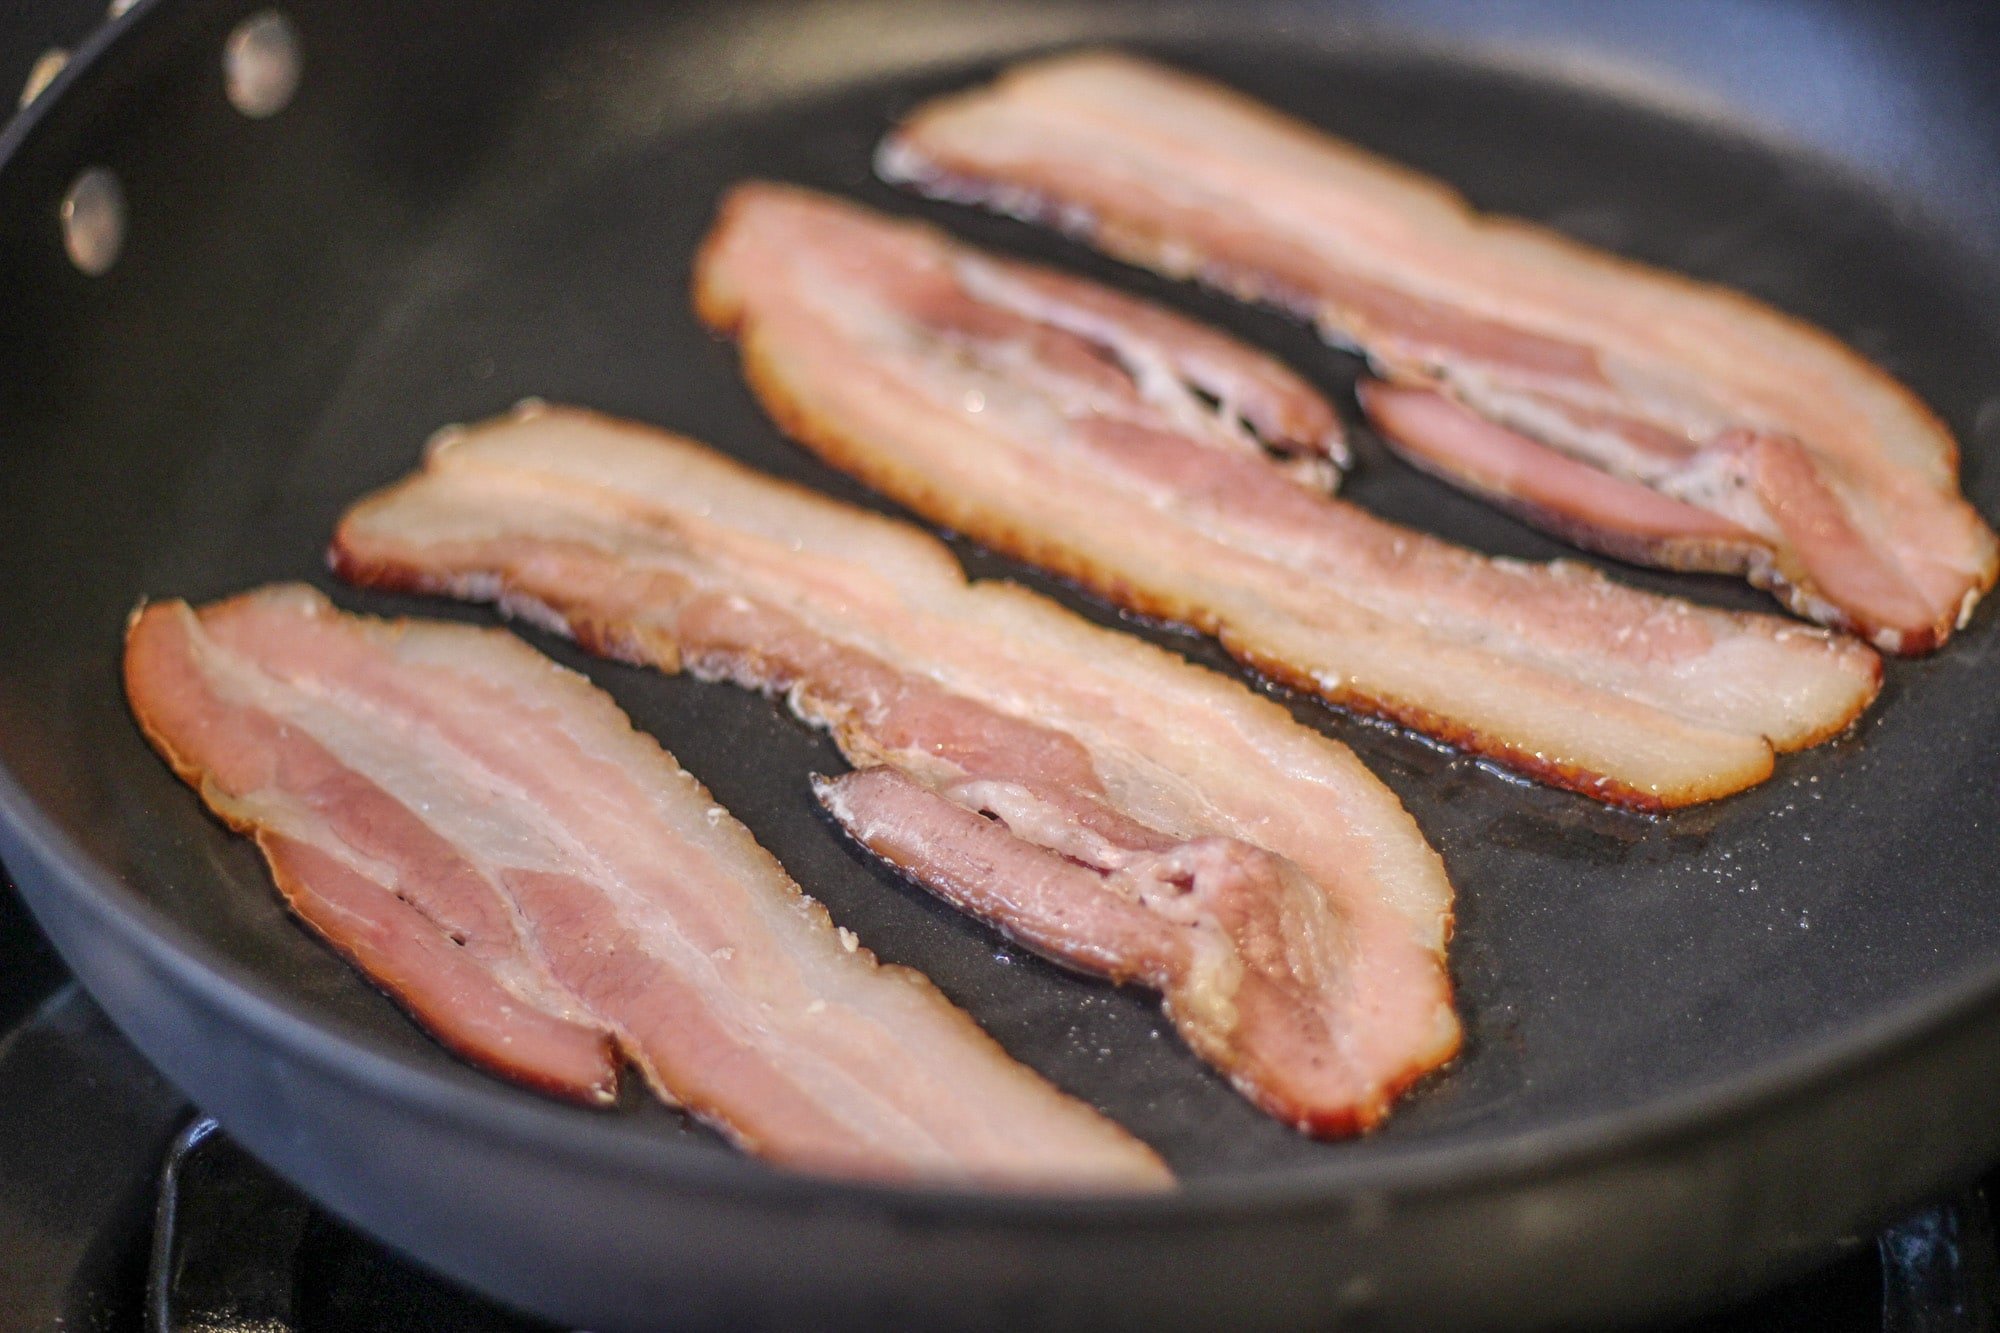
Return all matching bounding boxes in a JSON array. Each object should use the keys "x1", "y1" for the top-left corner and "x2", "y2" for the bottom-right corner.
[{"x1": 11, "y1": 39, "x2": 2000, "y2": 1183}]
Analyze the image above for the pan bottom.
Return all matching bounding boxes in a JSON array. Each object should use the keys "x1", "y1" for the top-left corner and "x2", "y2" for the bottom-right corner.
[{"x1": 2, "y1": 0, "x2": 1999, "y2": 1326}]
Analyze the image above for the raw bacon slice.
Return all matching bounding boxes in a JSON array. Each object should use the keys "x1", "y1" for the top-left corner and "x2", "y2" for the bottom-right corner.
[
  {"x1": 124, "y1": 584, "x2": 1168, "y2": 1188},
  {"x1": 880, "y1": 52, "x2": 1998, "y2": 653},
  {"x1": 331, "y1": 405, "x2": 1461, "y2": 1135},
  {"x1": 691, "y1": 183, "x2": 1881, "y2": 810}
]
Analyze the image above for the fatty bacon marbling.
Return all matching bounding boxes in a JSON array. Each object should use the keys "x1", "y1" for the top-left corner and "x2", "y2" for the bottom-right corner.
[
  {"x1": 332, "y1": 406, "x2": 1461, "y2": 1135},
  {"x1": 881, "y1": 53, "x2": 1997, "y2": 653},
  {"x1": 694, "y1": 184, "x2": 1880, "y2": 810},
  {"x1": 125, "y1": 584, "x2": 1168, "y2": 1187}
]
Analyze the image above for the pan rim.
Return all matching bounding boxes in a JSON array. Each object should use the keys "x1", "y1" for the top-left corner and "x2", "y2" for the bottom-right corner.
[
  {"x1": 4, "y1": 0, "x2": 1999, "y2": 1233},
  {"x1": 6, "y1": 718, "x2": 2000, "y2": 1226}
]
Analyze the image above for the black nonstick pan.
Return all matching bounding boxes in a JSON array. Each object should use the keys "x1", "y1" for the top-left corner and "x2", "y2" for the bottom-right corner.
[{"x1": 3, "y1": 0, "x2": 1999, "y2": 1328}]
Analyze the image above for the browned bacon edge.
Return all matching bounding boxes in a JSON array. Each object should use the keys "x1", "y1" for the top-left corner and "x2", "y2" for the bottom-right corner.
[
  {"x1": 328, "y1": 411, "x2": 1464, "y2": 1138},
  {"x1": 1353, "y1": 380, "x2": 1971, "y2": 656},
  {"x1": 880, "y1": 147, "x2": 1968, "y2": 483},
  {"x1": 323, "y1": 547, "x2": 659, "y2": 680},
  {"x1": 876, "y1": 61, "x2": 1999, "y2": 657},
  {"x1": 331, "y1": 541, "x2": 1459, "y2": 1133},
  {"x1": 695, "y1": 279, "x2": 1764, "y2": 814},
  {"x1": 332, "y1": 550, "x2": 1416, "y2": 1125},
  {"x1": 1353, "y1": 379, "x2": 1767, "y2": 580},
  {"x1": 814, "y1": 768, "x2": 1437, "y2": 1137},
  {"x1": 128, "y1": 590, "x2": 1173, "y2": 1187},
  {"x1": 123, "y1": 598, "x2": 622, "y2": 1106}
]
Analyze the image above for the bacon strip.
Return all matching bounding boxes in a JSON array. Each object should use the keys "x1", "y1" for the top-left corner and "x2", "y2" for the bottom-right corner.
[
  {"x1": 331, "y1": 406, "x2": 1461, "y2": 1135},
  {"x1": 880, "y1": 52, "x2": 1999, "y2": 653},
  {"x1": 124, "y1": 584, "x2": 1167, "y2": 1187},
  {"x1": 820, "y1": 768, "x2": 1376, "y2": 1128},
  {"x1": 691, "y1": 183, "x2": 1881, "y2": 810}
]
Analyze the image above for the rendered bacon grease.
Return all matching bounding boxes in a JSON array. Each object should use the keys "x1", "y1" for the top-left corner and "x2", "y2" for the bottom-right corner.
[
  {"x1": 124, "y1": 585, "x2": 1167, "y2": 1188},
  {"x1": 693, "y1": 184, "x2": 1881, "y2": 811},
  {"x1": 332, "y1": 406, "x2": 1461, "y2": 1135},
  {"x1": 881, "y1": 52, "x2": 1998, "y2": 654}
]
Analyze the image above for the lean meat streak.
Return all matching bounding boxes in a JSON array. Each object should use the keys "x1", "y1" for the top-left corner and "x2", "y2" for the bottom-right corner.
[
  {"x1": 694, "y1": 184, "x2": 1880, "y2": 811},
  {"x1": 333, "y1": 407, "x2": 1461, "y2": 1134},
  {"x1": 881, "y1": 53, "x2": 1996, "y2": 653},
  {"x1": 126, "y1": 585, "x2": 1167, "y2": 1187}
]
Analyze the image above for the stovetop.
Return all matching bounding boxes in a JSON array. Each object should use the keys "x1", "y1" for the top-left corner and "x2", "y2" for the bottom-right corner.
[
  {"x1": 0, "y1": 868, "x2": 1990, "y2": 1333},
  {"x1": 5, "y1": 10, "x2": 1999, "y2": 1333},
  {"x1": 0, "y1": 876, "x2": 552, "y2": 1333}
]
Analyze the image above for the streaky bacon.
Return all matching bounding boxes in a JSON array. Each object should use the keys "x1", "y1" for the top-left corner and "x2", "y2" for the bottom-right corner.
[
  {"x1": 331, "y1": 405, "x2": 1462, "y2": 1135},
  {"x1": 820, "y1": 768, "x2": 1376, "y2": 1127},
  {"x1": 879, "y1": 52, "x2": 1998, "y2": 653},
  {"x1": 125, "y1": 584, "x2": 1168, "y2": 1188},
  {"x1": 691, "y1": 183, "x2": 1881, "y2": 811}
]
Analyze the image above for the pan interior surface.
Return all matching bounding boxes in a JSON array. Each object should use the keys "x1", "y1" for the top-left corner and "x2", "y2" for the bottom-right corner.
[{"x1": 2, "y1": 0, "x2": 1999, "y2": 1200}]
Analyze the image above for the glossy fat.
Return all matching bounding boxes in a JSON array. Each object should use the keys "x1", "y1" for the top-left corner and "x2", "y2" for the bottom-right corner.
[
  {"x1": 332, "y1": 406, "x2": 1461, "y2": 1134},
  {"x1": 882, "y1": 52, "x2": 1997, "y2": 652},
  {"x1": 125, "y1": 585, "x2": 1167, "y2": 1188},
  {"x1": 692, "y1": 183, "x2": 1880, "y2": 809}
]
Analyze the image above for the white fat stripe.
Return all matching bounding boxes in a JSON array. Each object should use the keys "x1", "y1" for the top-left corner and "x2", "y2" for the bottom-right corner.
[{"x1": 194, "y1": 606, "x2": 972, "y2": 1155}]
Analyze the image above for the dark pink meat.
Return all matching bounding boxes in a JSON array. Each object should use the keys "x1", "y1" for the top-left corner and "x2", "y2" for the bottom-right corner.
[
  {"x1": 126, "y1": 585, "x2": 1169, "y2": 1188},
  {"x1": 330, "y1": 405, "x2": 1463, "y2": 1135},
  {"x1": 883, "y1": 52, "x2": 1997, "y2": 652}
]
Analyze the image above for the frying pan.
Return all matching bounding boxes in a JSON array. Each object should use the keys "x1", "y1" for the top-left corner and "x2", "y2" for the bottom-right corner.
[{"x1": 2, "y1": 0, "x2": 1998, "y2": 1327}]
